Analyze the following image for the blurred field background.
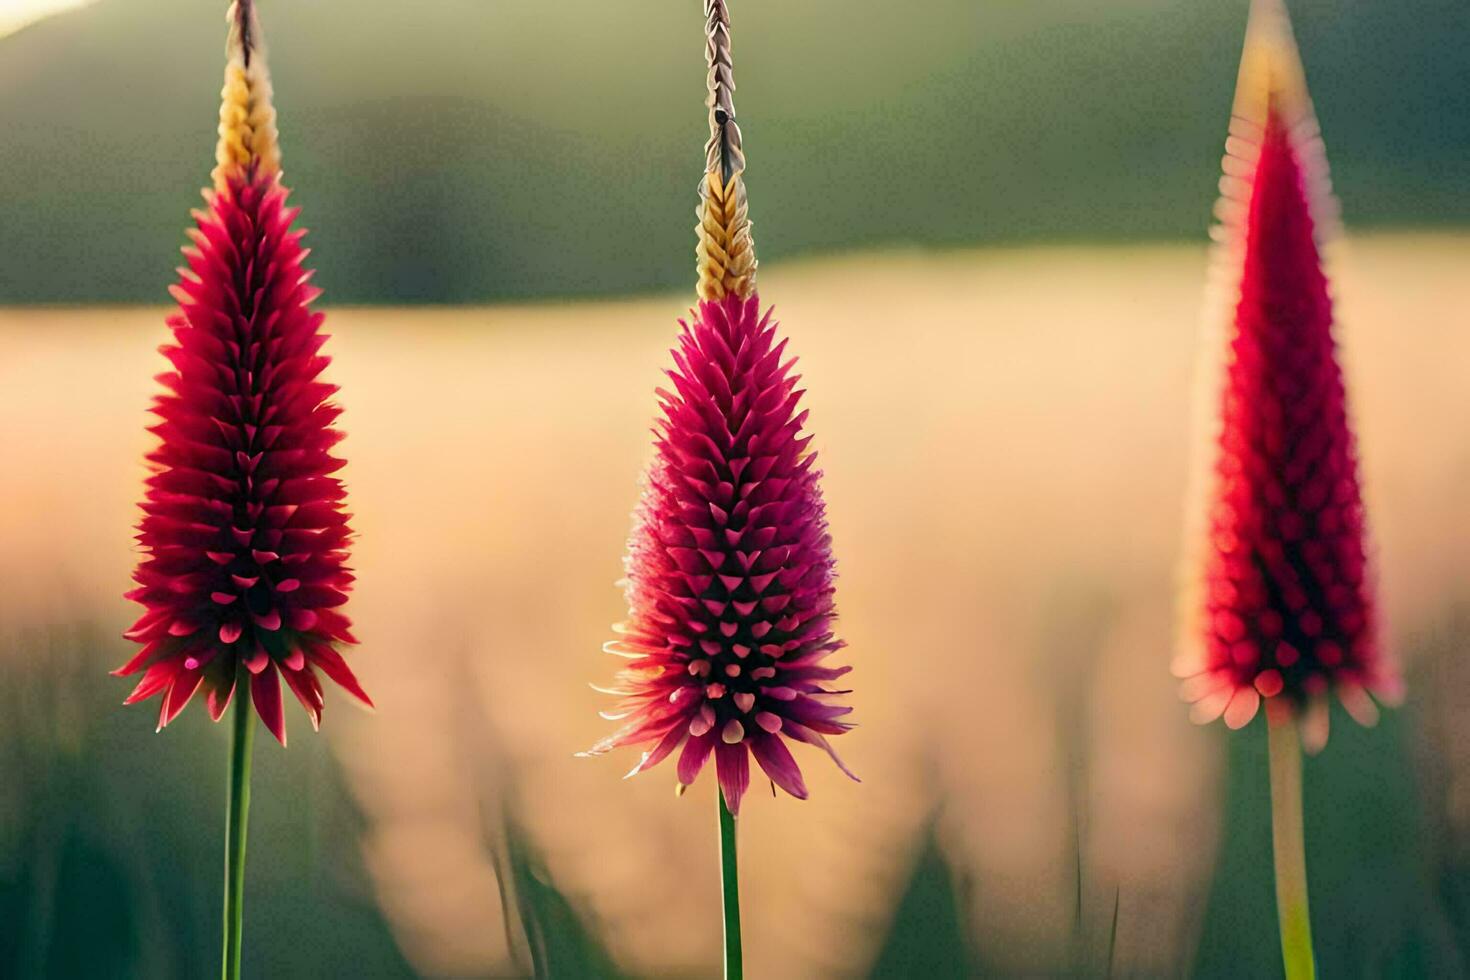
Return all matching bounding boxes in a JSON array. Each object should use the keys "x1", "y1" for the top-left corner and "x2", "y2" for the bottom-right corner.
[
  {"x1": 2, "y1": 0, "x2": 1469, "y2": 303},
  {"x1": 3, "y1": 0, "x2": 1470, "y2": 978}
]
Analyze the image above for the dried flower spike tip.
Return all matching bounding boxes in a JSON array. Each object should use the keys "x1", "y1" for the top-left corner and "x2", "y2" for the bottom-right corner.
[
  {"x1": 213, "y1": 0, "x2": 279, "y2": 190},
  {"x1": 695, "y1": 0, "x2": 756, "y2": 302},
  {"x1": 587, "y1": 1, "x2": 853, "y2": 814},
  {"x1": 116, "y1": 0, "x2": 369, "y2": 744},
  {"x1": 1175, "y1": 0, "x2": 1400, "y2": 751}
]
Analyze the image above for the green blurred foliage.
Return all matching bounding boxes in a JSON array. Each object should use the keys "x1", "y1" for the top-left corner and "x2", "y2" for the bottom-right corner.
[
  {"x1": 1, "y1": 0, "x2": 1467, "y2": 303},
  {"x1": 0, "y1": 625, "x2": 415, "y2": 979},
  {"x1": 868, "y1": 825, "x2": 972, "y2": 979},
  {"x1": 501, "y1": 817, "x2": 626, "y2": 980},
  {"x1": 1194, "y1": 707, "x2": 1463, "y2": 979},
  {"x1": 0, "y1": 623, "x2": 632, "y2": 979},
  {"x1": 5, "y1": 617, "x2": 1470, "y2": 977}
]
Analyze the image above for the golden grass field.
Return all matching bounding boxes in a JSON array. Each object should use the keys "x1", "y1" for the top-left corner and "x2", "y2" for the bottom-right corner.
[{"x1": 3, "y1": 236, "x2": 1469, "y2": 976}]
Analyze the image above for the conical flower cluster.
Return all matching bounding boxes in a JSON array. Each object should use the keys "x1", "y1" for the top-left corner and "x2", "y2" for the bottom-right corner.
[
  {"x1": 116, "y1": 0, "x2": 368, "y2": 743},
  {"x1": 585, "y1": 292, "x2": 855, "y2": 812},
  {"x1": 585, "y1": 0, "x2": 854, "y2": 813},
  {"x1": 1175, "y1": 0, "x2": 1400, "y2": 749}
]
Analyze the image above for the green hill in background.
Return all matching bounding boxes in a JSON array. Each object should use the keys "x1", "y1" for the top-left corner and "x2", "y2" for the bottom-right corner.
[{"x1": 1, "y1": 0, "x2": 1467, "y2": 304}]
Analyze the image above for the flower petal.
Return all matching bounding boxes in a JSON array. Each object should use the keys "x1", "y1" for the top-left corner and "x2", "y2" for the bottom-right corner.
[
  {"x1": 625, "y1": 725, "x2": 685, "y2": 778},
  {"x1": 159, "y1": 668, "x2": 204, "y2": 731},
  {"x1": 750, "y1": 734, "x2": 808, "y2": 800},
  {"x1": 281, "y1": 662, "x2": 325, "y2": 732},
  {"x1": 714, "y1": 741, "x2": 750, "y2": 814},
  {"x1": 677, "y1": 731, "x2": 716, "y2": 786},
  {"x1": 303, "y1": 640, "x2": 373, "y2": 709},
  {"x1": 251, "y1": 663, "x2": 287, "y2": 746},
  {"x1": 1222, "y1": 686, "x2": 1261, "y2": 730}
]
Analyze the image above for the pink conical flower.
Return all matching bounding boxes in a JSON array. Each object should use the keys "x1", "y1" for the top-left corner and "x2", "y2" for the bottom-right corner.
[
  {"x1": 115, "y1": 0, "x2": 368, "y2": 744},
  {"x1": 585, "y1": 2, "x2": 855, "y2": 814},
  {"x1": 1175, "y1": 0, "x2": 1401, "y2": 750},
  {"x1": 585, "y1": 292, "x2": 856, "y2": 813}
]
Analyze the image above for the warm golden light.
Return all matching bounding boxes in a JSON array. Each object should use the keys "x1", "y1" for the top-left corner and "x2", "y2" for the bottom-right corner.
[{"x1": 0, "y1": 0, "x2": 94, "y2": 38}]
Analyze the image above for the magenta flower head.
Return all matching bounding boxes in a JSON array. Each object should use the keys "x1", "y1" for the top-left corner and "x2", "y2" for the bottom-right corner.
[
  {"x1": 584, "y1": 2, "x2": 855, "y2": 816},
  {"x1": 1175, "y1": 0, "x2": 1401, "y2": 753},
  {"x1": 114, "y1": 0, "x2": 368, "y2": 746}
]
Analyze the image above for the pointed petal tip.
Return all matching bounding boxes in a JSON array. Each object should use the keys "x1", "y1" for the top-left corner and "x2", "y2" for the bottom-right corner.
[
  {"x1": 251, "y1": 665, "x2": 288, "y2": 747},
  {"x1": 1223, "y1": 687, "x2": 1262, "y2": 730}
]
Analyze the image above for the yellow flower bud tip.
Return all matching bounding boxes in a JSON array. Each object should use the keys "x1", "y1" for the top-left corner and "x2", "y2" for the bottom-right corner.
[
  {"x1": 211, "y1": 0, "x2": 280, "y2": 191},
  {"x1": 695, "y1": 169, "x2": 757, "y2": 302},
  {"x1": 1234, "y1": 0, "x2": 1311, "y2": 131}
]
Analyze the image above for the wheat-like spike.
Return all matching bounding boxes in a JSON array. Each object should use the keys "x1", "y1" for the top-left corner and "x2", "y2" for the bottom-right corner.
[
  {"x1": 695, "y1": 0, "x2": 757, "y2": 301},
  {"x1": 212, "y1": 0, "x2": 280, "y2": 190}
]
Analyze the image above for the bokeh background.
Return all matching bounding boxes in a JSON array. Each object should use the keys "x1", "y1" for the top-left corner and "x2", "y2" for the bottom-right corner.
[{"x1": 3, "y1": 1, "x2": 1469, "y2": 977}]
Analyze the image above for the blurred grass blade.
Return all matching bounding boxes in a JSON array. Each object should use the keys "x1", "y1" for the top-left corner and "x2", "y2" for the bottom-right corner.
[
  {"x1": 869, "y1": 822, "x2": 969, "y2": 979},
  {"x1": 1105, "y1": 887, "x2": 1119, "y2": 980},
  {"x1": 500, "y1": 820, "x2": 624, "y2": 980}
]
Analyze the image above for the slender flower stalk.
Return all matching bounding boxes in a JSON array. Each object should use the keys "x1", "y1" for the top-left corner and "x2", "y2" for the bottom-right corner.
[
  {"x1": 115, "y1": 3, "x2": 368, "y2": 976},
  {"x1": 718, "y1": 792, "x2": 743, "y2": 980},
  {"x1": 584, "y1": 3, "x2": 855, "y2": 973},
  {"x1": 1175, "y1": 2, "x2": 1400, "y2": 975},
  {"x1": 1267, "y1": 717, "x2": 1313, "y2": 979},
  {"x1": 222, "y1": 687, "x2": 254, "y2": 980}
]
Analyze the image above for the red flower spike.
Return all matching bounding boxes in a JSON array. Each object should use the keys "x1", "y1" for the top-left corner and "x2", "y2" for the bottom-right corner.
[
  {"x1": 585, "y1": 0, "x2": 853, "y2": 813},
  {"x1": 117, "y1": 0, "x2": 365, "y2": 743},
  {"x1": 583, "y1": 293, "x2": 856, "y2": 813},
  {"x1": 1175, "y1": 0, "x2": 1401, "y2": 749}
]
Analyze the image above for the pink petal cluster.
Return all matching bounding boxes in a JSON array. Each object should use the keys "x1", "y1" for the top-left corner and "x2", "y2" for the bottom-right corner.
[
  {"x1": 586, "y1": 293, "x2": 855, "y2": 812},
  {"x1": 1177, "y1": 106, "x2": 1400, "y2": 748},
  {"x1": 116, "y1": 168, "x2": 368, "y2": 743}
]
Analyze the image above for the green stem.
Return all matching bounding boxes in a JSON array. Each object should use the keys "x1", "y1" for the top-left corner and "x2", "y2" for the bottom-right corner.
[
  {"x1": 718, "y1": 792, "x2": 743, "y2": 980},
  {"x1": 222, "y1": 684, "x2": 255, "y2": 980},
  {"x1": 1267, "y1": 716, "x2": 1315, "y2": 980}
]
